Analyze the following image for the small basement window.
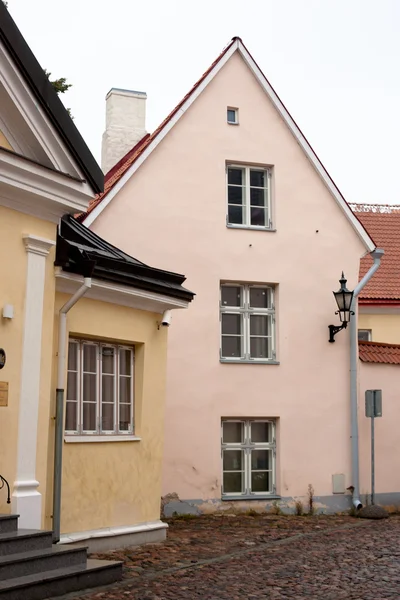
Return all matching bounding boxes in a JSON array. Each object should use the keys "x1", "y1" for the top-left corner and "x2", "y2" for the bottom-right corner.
[{"x1": 227, "y1": 108, "x2": 238, "y2": 125}]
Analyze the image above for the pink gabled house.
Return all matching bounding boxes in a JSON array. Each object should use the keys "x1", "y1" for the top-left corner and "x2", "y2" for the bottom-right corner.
[{"x1": 79, "y1": 38, "x2": 387, "y2": 514}]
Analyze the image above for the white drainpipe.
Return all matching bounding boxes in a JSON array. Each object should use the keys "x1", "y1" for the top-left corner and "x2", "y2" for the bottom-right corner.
[
  {"x1": 53, "y1": 278, "x2": 92, "y2": 542},
  {"x1": 350, "y1": 248, "x2": 384, "y2": 509}
]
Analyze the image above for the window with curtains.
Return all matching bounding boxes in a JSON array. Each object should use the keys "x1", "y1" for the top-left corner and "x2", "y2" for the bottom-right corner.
[
  {"x1": 220, "y1": 283, "x2": 276, "y2": 362},
  {"x1": 65, "y1": 339, "x2": 134, "y2": 435},
  {"x1": 221, "y1": 419, "x2": 276, "y2": 497},
  {"x1": 227, "y1": 164, "x2": 272, "y2": 229}
]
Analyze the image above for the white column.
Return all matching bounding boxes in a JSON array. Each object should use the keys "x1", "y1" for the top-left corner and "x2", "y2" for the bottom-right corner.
[{"x1": 12, "y1": 234, "x2": 55, "y2": 529}]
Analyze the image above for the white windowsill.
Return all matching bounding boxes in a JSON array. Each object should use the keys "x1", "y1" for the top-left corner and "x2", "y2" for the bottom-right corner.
[
  {"x1": 220, "y1": 359, "x2": 280, "y2": 365},
  {"x1": 227, "y1": 121, "x2": 239, "y2": 126},
  {"x1": 64, "y1": 435, "x2": 141, "y2": 443},
  {"x1": 222, "y1": 495, "x2": 281, "y2": 501},
  {"x1": 227, "y1": 224, "x2": 276, "y2": 232}
]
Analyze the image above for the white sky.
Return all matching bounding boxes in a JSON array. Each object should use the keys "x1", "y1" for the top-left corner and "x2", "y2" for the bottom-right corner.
[{"x1": 6, "y1": 0, "x2": 400, "y2": 205}]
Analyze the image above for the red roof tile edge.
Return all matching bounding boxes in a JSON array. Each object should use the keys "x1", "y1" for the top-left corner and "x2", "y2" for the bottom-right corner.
[{"x1": 359, "y1": 340, "x2": 400, "y2": 365}]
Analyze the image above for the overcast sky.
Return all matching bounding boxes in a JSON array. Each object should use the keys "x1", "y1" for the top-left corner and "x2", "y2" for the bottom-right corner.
[{"x1": 6, "y1": 0, "x2": 400, "y2": 205}]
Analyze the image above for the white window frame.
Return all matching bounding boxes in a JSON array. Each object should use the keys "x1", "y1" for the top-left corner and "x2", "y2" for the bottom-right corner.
[
  {"x1": 66, "y1": 339, "x2": 134, "y2": 436},
  {"x1": 221, "y1": 419, "x2": 276, "y2": 498},
  {"x1": 358, "y1": 329, "x2": 372, "y2": 342},
  {"x1": 226, "y1": 163, "x2": 272, "y2": 230},
  {"x1": 220, "y1": 283, "x2": 276, "y2": 363},
  {"x1": 227, "y1": 107, "x2": 239, "y2": 125}
]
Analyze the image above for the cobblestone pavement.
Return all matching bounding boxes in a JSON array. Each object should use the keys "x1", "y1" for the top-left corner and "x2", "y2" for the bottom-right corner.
[{"x1": 56, "y1": 514, "x2": 400, "y2": 599}]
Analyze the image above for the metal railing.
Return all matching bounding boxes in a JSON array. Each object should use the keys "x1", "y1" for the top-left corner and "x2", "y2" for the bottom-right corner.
[{"x1": 0, "y1": 475, "x2": 10, "y2": 504}]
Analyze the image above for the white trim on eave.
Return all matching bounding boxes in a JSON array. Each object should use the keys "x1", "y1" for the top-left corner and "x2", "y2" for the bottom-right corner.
[
  {"x1": 84, "y1": 40, "x2": 375, "y2": 253},
  {"x1": 55, "y1": 268, "x2": 190, "y2": 313}
]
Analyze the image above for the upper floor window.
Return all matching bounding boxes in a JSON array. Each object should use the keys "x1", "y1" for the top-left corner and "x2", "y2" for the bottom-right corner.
[
  {"x1": 227, "y1": 107, "x2": 238, "y2": 124},
  {"x1": 220, "y1": 283, "x2": 276, "y2": 362},
  {"x1": 227, "y1": 165, "x2": 272, "y2": 229},
  {"x1": 358, "y1": 329, "x2": 372, "y2": 342},
  {"x1": 66, "y1": 339, "x2": 134, "y2": 436}
]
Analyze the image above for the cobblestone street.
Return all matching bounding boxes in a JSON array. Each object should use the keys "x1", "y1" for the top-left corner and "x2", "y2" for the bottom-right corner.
[{"x1": 56, "y1": 514, "x2": 400, "y2": 599}]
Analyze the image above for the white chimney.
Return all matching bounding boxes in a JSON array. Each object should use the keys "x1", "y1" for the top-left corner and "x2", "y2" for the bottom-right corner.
[{"x1": 101, "y1": 88, "x2": 147, "y2": 174}]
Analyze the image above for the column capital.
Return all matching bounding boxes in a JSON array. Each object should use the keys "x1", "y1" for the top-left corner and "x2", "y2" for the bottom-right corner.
[{"x1": 23, "y1": 234, "x2": 55, "y2": 257}]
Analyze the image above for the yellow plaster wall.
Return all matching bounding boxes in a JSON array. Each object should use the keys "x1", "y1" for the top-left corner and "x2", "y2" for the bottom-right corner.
[
  {"x1": 0, "y1": 130, "x2": 12, "y2": 151},
  {"x1": 51, "y1": 294, "x2": 168, "y2": 534},
  {"x1": 0, "y1": 205, "x2": 56, "y2": 517},
  {"x1": 359, "y1": 313, "x2": 400, "y2": 344}
]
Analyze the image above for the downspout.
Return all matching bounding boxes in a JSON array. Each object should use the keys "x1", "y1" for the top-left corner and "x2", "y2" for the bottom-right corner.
[
  {"x1": 350, "y1": 247, "x2": 384, "y2": 509},
  {"x1": 53, "y1": 277, "x2": 92, "y2": 543}
]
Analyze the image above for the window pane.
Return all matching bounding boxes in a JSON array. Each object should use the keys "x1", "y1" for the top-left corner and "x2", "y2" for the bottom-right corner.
[
  {"x1": 101, "y1": 403, "x2": 114, "y2": 431},
  {"x1": 250, "y1": 337, "x2": 269, "y2": 359},
  {"x1": 223, "y1": 449, "x2": 243, "y2": 471},
  {"x1": 82, "y1": 402, "x2": 96, "y2": 431},
  {"x1": 251, "y1": 422, "x2": 272, "y2": 443},
  {"x1": 228, "y1": 186, "x2": 243, "y2": 205},
  {"x1": 251, "y1": 449, "x2": 271, "y2": 469},
  {"x1": 68, "y1": 342, "x2": 78, "y2": 370},
  {"x1": 119, "y1": 403, "x2": 131, "y2": 431},
  {"x1": 102, "y1": 375, "x2": 114, "y2": 402},
  {"x1": 250, "y1": 188, "x2": 266, "y2": 207},
  {"x1": 250, "y1": 314, "x2": 269, "y2": 336},
  {"x1": 101, "y1": 347, "x2": 115, "y2": 374},
  {"x1": 228, "y1": 168, "x2": 243, "y2": 185},
  {"x1": 250, "y1": 170, "x2": 266, "y2": 187},
  {"x1": 358, "y1": 330, "x2": 371, "y2": 341},
  {"x1": 251, "y1": 471, "x2": 271, "y2": 493},
  {"x1": 83, "y1": 344, "x2": 97, "y2": 372},
  {"x1": 66, "y1": 372, "x2": 77, "y2": 401},
  {"x1": 119, "y1": 349, "x2": 132, "y2": 376},
  {"x1": 227, "y1": 109, "x2": 236, "y2": 123},
  {"x1": 119, "y1": 377, "x2": 131, "y2": 404},
  {"x1": 228, "y1": 205, "x2": 244, "y2": 225},
  {"x1": 222, "y1": 313, "x2": 242, "y2": 335},
  {"x1": 221, "y1": 286, "x2": 241, "y2": 307},
  {"x1": 250, "y1": 288, "x2": 271, "y2": 309},
  {"x1": 65, "y1": 402, "x2": 77, "y2": 431},
  {"x1": 250, "y1": 207, "x2": 265, "y2": 227},
  {"x1": 223, "y1": 421, "x2": 244, "y2": 444},
  {"x1": 221, "y1": 336, "x2": 242, "y2": 358},
  {"x1": 83, "y1": 373, "x2": 96, "y2": 402},
  {"x1": 223, "y1": 472, "x2": 243, "y2": 494}
]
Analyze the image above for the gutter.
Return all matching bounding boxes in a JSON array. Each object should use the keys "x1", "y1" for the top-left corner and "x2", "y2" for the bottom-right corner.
[
  {"x1": 350, "y1": 248, "x2": 384, "y2": 509},
  {"x1": 53, "y1": 276, "x2": 93, "y2": 543}
]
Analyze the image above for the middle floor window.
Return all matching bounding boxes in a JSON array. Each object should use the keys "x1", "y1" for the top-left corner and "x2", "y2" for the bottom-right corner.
[
  {"x1": 220, "y1": 283, "x2": 276, "y2": 362},
  {"x1": 227, "y1": 164, "x2": 272, "y2": 229}
]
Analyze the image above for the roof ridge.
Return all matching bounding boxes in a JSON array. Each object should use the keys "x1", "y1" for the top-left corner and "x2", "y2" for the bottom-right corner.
[
  {"x1": 350, "y1": 203, "x2": 400, "y2": 213},
  {"x1": 359, "y1": 340, "x2": 400, "y2": 349}
]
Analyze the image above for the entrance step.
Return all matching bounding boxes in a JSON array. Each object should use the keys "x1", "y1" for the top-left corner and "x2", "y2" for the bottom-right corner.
[{"x1": 0, "y1": 559, "x2": 122, "y2": 600}]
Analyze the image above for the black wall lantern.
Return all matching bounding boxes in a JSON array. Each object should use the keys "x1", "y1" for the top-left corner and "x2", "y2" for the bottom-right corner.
[{"x1": 328, "y1": 272, "x2": 354, "y2": 343}]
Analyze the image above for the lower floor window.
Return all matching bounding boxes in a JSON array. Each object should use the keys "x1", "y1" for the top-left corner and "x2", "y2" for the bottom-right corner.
[
  {"x1": 221, "y1": 419, "x2": 276, "y2": 496},
  {"x1": 66, "y1": 339, "x2": 134, "y2": 435}
]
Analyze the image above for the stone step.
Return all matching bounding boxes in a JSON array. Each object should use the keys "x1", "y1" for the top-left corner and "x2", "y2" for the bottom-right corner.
[
  {"x1": 0, "y1": 518, "x2": 18, "y2": 536},
  {"x1": 0, "y1": 544, "x2": 87, "y2": 580},
  {"x1": 0, "y1": 530, "x2": 53, "y2": 556},
  {"x1": 0, "y1": 559, "x2": 123, "y2": 600}
]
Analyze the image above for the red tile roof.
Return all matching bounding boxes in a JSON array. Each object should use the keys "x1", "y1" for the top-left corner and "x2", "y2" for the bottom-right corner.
[
  {"x1": 351, "y1": 204, "x2": 400, "y2": 304},
  {"x1": 359, "y1": 340, "x2": 400, "y2": 365},
  {"x1": 78, "y1": 38, "x2": 238, "y2": 222}
]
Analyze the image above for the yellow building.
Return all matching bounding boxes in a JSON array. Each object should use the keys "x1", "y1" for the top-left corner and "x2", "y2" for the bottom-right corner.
[
  {"x1": 352, "y1": 204, "x2": 400, "y2": 343},
  {"x1": 0, "y1": 2, "x2": 193, "y2": 561}
]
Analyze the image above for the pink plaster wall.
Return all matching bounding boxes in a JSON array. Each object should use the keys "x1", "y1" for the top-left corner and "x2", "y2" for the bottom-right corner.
[
  {"x1": 92, "y1": 51, "x2": 368, "y2": 504},
  {"x1": 359, "y1": 362, "x2": 400, "y2": 502}
]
